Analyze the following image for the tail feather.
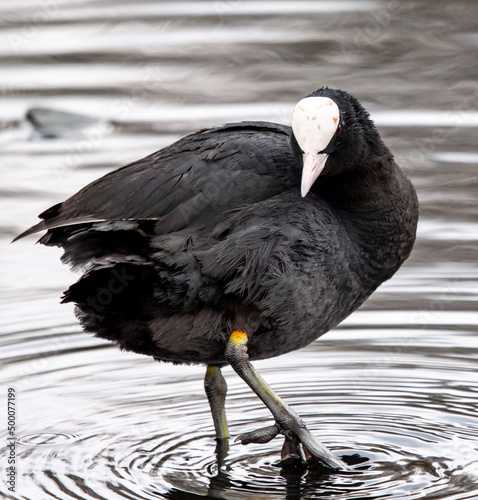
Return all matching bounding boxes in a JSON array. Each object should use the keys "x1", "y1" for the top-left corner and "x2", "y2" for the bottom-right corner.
[
  {"x1": 62, "y1": 261, "x2": 155, "y2": 316},
  {"x1": 58, "y1": 226, "x2": 151, "y2": 269},
  {"x1": 12, "y1": 220, "x2": 49, "y2": 242}
]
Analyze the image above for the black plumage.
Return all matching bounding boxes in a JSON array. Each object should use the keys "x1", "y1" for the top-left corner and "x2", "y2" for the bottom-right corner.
[{"x1": 16, "y1": 88, "x2": 418, "y2": 469}]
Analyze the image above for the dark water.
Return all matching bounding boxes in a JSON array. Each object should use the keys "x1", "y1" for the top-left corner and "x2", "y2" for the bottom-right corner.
[{"x1": 1, "y1": 1, "x2": 478, "y2": 499}]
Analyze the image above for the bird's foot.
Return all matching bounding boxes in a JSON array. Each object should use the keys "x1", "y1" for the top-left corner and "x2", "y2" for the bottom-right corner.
[
  {"x1": 288, "y1": 424, "x2": 346, "y2": 470},
  {"x1": 236, "y1": 421, "x2": 347, "y2": 471},
  {"x1": 236, "y1": 424, "x2": 280, "y2": 445},
  {"x1": 280, "y1": 432, "x2": 310, "y2": 466},
  {"x1": 279, "y1": 430, "x2": 337, "y2": 470}
]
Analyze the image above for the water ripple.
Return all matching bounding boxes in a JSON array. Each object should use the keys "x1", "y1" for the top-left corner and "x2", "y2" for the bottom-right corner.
[{"x1": 1, "y1": 315, "x2": 477, "y2": 499}]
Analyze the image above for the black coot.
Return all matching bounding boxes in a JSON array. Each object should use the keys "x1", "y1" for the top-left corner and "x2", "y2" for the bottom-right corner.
[{"x1": 15, "y1": 88, "x2": 418, "y2": 470}]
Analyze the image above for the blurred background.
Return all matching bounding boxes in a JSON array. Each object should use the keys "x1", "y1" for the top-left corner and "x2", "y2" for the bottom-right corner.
[{"x1": 1, "y1": 1, "x2": 478, "y2": 499}]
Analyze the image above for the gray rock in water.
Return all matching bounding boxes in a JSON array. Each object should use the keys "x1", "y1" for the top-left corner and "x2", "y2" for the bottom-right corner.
[{"x1": 25, "y1": 107, "x2": 113, "y2": 138}]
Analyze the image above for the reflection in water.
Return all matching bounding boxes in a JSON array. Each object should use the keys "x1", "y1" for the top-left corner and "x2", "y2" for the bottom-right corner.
[{"x1": 1, "y1": 0, "x2": 478, "y2": 499}]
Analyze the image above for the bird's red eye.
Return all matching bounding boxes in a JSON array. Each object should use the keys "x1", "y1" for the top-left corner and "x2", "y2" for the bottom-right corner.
[{"x1": 335, "y1": 122, "x2": 342, "y2": 135}]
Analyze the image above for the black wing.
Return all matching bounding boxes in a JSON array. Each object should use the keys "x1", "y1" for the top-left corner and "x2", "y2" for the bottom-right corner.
[{"x1": 14, "y1": 121, "x2": 296, "y2": 240}]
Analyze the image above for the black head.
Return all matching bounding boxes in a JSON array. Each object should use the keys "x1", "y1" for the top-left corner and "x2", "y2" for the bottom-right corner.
[{"x1": 290, "y1": 87, "x2": 383, "y2": 196}]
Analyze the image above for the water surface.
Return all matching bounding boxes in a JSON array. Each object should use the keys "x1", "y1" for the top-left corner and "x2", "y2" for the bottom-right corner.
[{"x1": 1, "y1": 1, "x2": 478, "y2": 499}]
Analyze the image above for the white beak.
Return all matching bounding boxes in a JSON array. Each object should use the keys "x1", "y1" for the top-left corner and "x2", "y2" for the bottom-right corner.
[
  {"x1": 301, "y1": 152, "x2": 329, "y2": 198},
  {"x1": 291, "y1": 96, "x2": 340, "y2": 197}
]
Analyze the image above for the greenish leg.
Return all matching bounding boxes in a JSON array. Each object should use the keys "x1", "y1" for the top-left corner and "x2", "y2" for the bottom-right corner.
[
  {"x1": 225, "y1": 330, "x2": 347, "y2": 470},
  {"x1": 204, "y1": 365, "x2": 229, "y2": 440}
]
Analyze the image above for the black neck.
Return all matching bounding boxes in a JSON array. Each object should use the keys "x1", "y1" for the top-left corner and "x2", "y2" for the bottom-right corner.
[{"x1": 316, "y1": 158, "x2": 418, "y2": 285}]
